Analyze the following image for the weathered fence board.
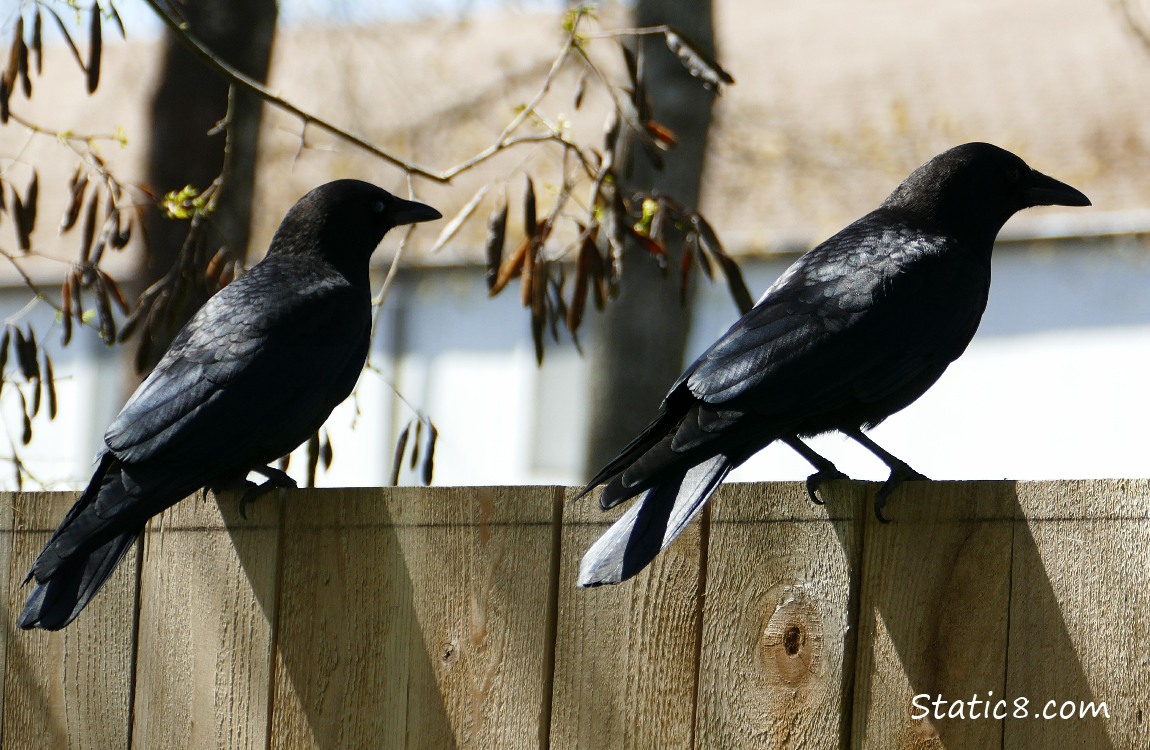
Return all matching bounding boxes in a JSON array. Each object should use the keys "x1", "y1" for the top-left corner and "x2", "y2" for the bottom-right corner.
[
  {"x1": 1005, "y1": 480, "x2": 1150, "y2": 750},
  {"x1": 270, "y1": 486, "x2": 559, "y2": 750},
  {"x1": 270, "y1": 488, "x2": 412, "y2": 749},
  {"x1": 550, "y1": 487, "x2": 704, "y2": 750},
  {"x1": 851, "y1": 481, "x2": 1016, "y2": 749},
  {"x1": 133, "y1": 491, "x2": 281, "y2": 750},
  {"x1": 696, "y1": 481, "x2": 865, "y2": 750},
  {"x1": 0, "y1": 480, "x2": 1146, "y2": 749},
  {"x1": 2, "y1": 492, "x2": 137, "y2": 750}
]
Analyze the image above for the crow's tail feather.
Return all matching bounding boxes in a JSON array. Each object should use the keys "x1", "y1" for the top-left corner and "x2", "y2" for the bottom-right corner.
[
  {"x1": 17, "y1": 528, "x2": 141, "y2": 631},
  {"x1": 577, "y1": 453, "x2": 733, "y2": 586},
  {"x1": 576, "y1": 405, "x2": 687, "y2": 505}
]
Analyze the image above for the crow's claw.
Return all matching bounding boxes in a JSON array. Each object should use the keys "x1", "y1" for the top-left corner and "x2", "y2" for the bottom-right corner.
[
  {"x1": 783, "y1": 436, "x2": 850, "y2": 505},
  {"x1": 804, "y1": 466, "x2": 850, "y2": 505},
  {"x1": 238, "y1": 466, "x2": 297, "y2": 519},
  {"x1": 872, "y1": 465, "x2": 929, "y2": 523}
]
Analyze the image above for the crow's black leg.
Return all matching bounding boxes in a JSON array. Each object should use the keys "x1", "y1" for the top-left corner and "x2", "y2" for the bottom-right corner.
[
  {"x1": 844, "y1": 429, "x2": 928, "y2": 522},
  {"x1": 238, "y1": 465, "x2": 297, "y2": 519},
  {"x1": 782, "y1": 436, "x2": 850, "y2": 505}
]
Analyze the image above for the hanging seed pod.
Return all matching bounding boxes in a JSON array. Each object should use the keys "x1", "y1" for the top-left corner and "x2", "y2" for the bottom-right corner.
[
  {"x1": 664, "y1": 28, "x2": 735, "y2": 91},
  {"x1": 61, "y1": 275, "x2": 73, "y2": 345},
  {"x1": 390, "y1": 422, "x2": 411, "y2": 486},
  {"x1": 523, "y1": 175, "x2": 537, "y2": 239},
  {"x1": 420, "y1": 422, "x2": 437, "y2": 486},
  {"x1": 86, "y1": 1, "x2": 101, "y2": 94},
  {"x1": 43, "y1": 6, "x2": 83, "y2": 72},
  {"x1": 484, "y1": 195, "x2": 508, "y2": 291},
  {"x1": 694, "y1": 215, "x2": 752, "y2": 314},
  {"x1": 44, "y1": 351, "x2": 56, "y2": 419},
  {"x1": 31, "y1": 9, "x2": 41, "y2": 74}
]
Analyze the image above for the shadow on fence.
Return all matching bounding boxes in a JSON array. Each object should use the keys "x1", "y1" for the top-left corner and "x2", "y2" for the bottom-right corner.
[{"x1": 0, "y1": 480, "x2": 1145, "y2": 748}]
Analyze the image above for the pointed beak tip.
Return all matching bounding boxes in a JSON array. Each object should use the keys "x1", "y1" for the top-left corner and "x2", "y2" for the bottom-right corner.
[
  {"x1": 1025, "y1": 171, "x2": 1090, "y2": 209},
  {"x1": 1061, "y1": 191, "x2": 1091, "y2": 208},
  {"x1": 398, "y1": 202, "x2": 442, "y2": 225},
  {"x1": 1054, "y1": 185, "x2": 1092, "y2": 208},
  {"x1": 1026, "y1": 186, "x2": 1092, "y2": 209}
]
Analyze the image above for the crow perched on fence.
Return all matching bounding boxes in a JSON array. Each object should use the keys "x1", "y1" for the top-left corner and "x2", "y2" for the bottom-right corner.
[
  {"x1": 18, "y1": 180, "x2": 440, "y2": 630},
  {"x1": 578, "y1": 143, "x2": 1090, "y2": 587}
]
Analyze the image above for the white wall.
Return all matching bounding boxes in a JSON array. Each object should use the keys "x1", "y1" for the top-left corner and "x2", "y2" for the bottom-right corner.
[
  {"x1": 0, "y1": 295, "x2": 123, "y2": 489},
  {"x1": 4, "y1": 235, "x2": 1149, "y2": 491},
  {"x1": 380, "y1": 235, "x2": 1150, "y2": 488}
]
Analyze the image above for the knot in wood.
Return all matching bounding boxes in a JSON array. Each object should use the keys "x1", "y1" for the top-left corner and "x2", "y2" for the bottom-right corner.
[
  {"x1": 441, "y1": 639, "x2": 460, "y2": 668},
  {"x1": 783, "y1": 624, "x2": 804, "y2": 656},
  {"x1": 760, "y1": 585, "x2": 824, "y2": 689}
]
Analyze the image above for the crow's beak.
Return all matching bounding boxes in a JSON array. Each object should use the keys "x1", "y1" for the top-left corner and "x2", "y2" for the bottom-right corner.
[
  {"x1": 1024, "y1": 170, "x2": 1091, "y2": 208},
  {"x1": 391, "y1": 197, "x2": 443, "y2": 226}
]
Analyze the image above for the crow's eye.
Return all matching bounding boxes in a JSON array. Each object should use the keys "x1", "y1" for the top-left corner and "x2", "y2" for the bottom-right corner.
[
  {"x1": 1005, "y1": 166, "x2": 1021, "y2": 183},
  {"x1": 373, "y1": 199, "x2": 387, "y2": 214}
]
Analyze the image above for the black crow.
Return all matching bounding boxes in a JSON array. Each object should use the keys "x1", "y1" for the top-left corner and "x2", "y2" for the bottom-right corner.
[
  {"x1": 18, "y1": 179, "x2": 440, "y2": 629},
  {"x1": 578, "y1": 143, "x2": 1090, "y2": 587}
]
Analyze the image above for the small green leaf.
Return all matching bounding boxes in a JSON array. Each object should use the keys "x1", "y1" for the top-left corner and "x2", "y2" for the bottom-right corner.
[{"x1": 162, "y1": 184, "x2": 202, "y2": 220}]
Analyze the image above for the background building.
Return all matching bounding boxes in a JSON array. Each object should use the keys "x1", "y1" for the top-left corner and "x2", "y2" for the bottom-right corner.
[{"x1": 1, "y1": 0, "x2": 1148, "y2": 489}]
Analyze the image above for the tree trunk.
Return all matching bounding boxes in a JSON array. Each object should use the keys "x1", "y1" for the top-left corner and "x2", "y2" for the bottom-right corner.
[
  {"x1": 582, "y1": 0, "x2": 718, "y2": 478},
  {"x1": 139, "y1": 0, "x2": 278, "y2": 369}
]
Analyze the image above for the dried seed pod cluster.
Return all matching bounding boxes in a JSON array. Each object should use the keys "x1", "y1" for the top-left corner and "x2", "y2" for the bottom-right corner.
[{"x1": 433, "y1": 12, "x2": 746, "y2": 364}]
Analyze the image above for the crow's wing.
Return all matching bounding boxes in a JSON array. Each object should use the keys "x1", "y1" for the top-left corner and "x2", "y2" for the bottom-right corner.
[
  {"x1": 680, "y1": 213, "x2": 989, "y2": 437},
  {"x1": 591, "y1": 211, "x2": 992, "y2": 500},
  {"x1": 27, "y1": 260, "x2": 372, "y2": 589},
  {"x1": 105, "y1": 261, "x2": 368, "y2": 486}
]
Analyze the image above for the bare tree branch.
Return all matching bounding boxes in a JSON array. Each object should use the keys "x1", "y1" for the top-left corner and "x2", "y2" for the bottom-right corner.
[
  {"x1": 1114, "y1": 0, "x2": 1150, "y2": 57},
  {"x1": 137, "y1": 0, "x2": 604, "y2": 185},
  {"x1": 138, "y1": 0, "x2": 450, "y2": 181}
]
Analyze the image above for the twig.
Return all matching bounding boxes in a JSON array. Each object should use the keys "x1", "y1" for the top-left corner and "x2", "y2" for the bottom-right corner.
[
  {"x1": 1114, "y1": 0, "x2": 1150, "y2": 57},
  {"x1": 578, "y1": 24, "x2": 673, "y2": 40},
  {"x1": 136, "y1": 0, "x2": 597, "y2": 185},
  {"x1": 0, "y1": 250, "x2": 52, "y2": 316},
  {"x1": 139, "y1": 0, "x2": 447, "y2": 182},
  {"x1": 7, "y1": 111, "x2": 126, "y2": 145}
]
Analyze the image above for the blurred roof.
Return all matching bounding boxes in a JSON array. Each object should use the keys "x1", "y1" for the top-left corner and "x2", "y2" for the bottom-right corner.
[
  {"x1": 3, "y1": 0, "x2": 1150, "y2": 278},
  {"x1": 704, "y1": 0, "x2": 1150, "y2": 250}
]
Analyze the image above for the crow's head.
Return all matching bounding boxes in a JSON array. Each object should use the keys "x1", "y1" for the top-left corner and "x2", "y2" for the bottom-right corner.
[
  {"x1": 882, "y1": 142, "x2": 1090, "y2": 244},
  {"x1": 269, "y1": 179, "x2": 441, "y2": 268}
]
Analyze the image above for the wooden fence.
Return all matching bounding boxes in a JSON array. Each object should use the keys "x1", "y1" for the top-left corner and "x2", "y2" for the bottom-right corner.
[{"x1": 0, "y1": 480, "x2": 1146, "y2": 749}]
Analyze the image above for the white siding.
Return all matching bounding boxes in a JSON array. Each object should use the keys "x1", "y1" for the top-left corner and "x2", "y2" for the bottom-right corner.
[{"x1": 4, "y1": 236, "x2": 1149, "y2": 491}]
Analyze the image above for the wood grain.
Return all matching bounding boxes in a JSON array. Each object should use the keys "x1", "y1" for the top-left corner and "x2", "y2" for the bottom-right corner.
[
  {"x1": 0, "y1": 482, "x2": 1146, "y2": 749},
  {"x1": 850, "y1": 480, "x2": 1017, "y2": 749},
  {"x1": 269, "y1": 485, "x2": 559, "y2": 750},
  {"x1": 549, "y1": 486, "x2": 704, "y2": 750},
  {"x1": 0, "y1": 487, "x2": 12, "y2": 733},
  {"x1": 695, "y1": 480, "x2": 866, "y2": 750},
  {"x1": 1005, "y1": 479, "x2": 1150, "y2": 750},
  {"x1": 131, "y1": 490, "x2": 282, "y2": 750},
  {"x1": 1, "y1": 491, "x2": 136, "y2": 750}
]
